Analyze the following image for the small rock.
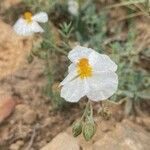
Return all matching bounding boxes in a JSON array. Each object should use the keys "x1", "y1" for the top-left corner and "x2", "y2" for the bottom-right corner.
[
  {"x1": 9, "y1": 144, "x2": 19, "y2": 150},
  {"x1": 16, "y1": 140, "x2": 24, "y2": 147},
  {"x1": 0, "y1": 96, "x2": 16, "y2": 124},
  {"x1": 22, "y1": 110, "x2": 37, "y2": 125},
  {"x1": 93, "y1": 120, "x2": 150, "y2": 150},
  {"x1": 40, "y1": 132, "x2": 80, "y2": 150},
  {"x1": 15, "y1": 104, "x2": 29, "y2": 114},
  {"x1": 9, "y1": 140, "x2": 24, "y2": 150},
  {"x1": 100, "y1": 120, "x2": 115, "y2": 132},
  {"x1": 136, "y1": 117, "x2": 143, "y2": 125},
  {"x1": 43, "y1": 117, "x2": 56, "y2": 127},
  {"x1": 13, "y1": 104, "x2": 29, "y2": 121},
  {"x1": 14, "y1": 104, "x2": 37, "y2": 125}
]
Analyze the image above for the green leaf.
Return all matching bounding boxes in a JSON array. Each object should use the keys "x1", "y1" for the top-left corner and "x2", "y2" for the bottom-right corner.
[
  {"x1": 72, "y1": 121, "x2": 83, "y2": 137},
  {"x1": 83, "y1": 122, "x2": 96, "y2": 141}
]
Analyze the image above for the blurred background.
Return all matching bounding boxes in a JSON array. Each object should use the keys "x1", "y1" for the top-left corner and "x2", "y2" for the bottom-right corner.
[{"x1": 0, "y1": 0, "x2": 149, "y2": 150}]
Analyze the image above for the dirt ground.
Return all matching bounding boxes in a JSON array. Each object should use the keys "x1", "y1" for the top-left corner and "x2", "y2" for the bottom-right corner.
[
  {"x1": 0, "y1": 57, "x2": 149, "y2": 149},
  {"x1": 0, "y1": 58, "x2": 81, "y2": 150}
]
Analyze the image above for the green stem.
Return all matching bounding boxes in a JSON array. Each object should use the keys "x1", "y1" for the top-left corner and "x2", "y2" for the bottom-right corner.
[
  {"x1": 81, "y1": 100, "x2": 90, "y2": 121},
  {"x1": 90, "y1": 101, "x2": 93, "y2": 118},
  {"x1": 80, "y1": 100, "x2": 94, "y2": 122},
  {"x1": 89, "y1": 101, "x2": 94, "y2": 124}
]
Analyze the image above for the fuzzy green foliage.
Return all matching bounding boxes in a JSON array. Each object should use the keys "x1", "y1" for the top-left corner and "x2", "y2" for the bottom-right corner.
[
  {"x1": 23, "y1": 0, "x2": 149, "y2": 111},
  {"x1": 110, "y1": 26, "x2": 149, "y2": 114},
  {"x1": 72, "y1": 121, "x2": 83, "y2": 137}
]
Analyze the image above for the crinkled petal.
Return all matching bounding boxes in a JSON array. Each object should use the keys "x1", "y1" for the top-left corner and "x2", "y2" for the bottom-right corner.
[
  {"x1": 60, "y1": 70, "x2": 77, "y2": 86},
  {"x1": 86, "y1": 72, "x2": 118, "y2": 101},
  {"x1": 68, "y1": 46, "x2": 94, "y2": 63},
  {"x1": 68, "y1": 0, "x2": 79, "y2": 16},
  {"x1": 89, "y1": 51, "x2": 117, "y2": 72},
  {"x1": 32, "y1": 12, "x2": 48, "y2": 23},
  {"x1": 13, "y1": 18, "x2": 44, "y2": 36},
  {"x1": 61, "y1": 78, "x2": 89, "y2": 102},
  {"x1": 13, "y1": 18, "x2": 33, "y2": 36},
  {"x1": 68, "y1": 63, "x2": 76, "y2": 73},
  {"x1": 30, "y1": 21, "x2": 44, "y2": 33}
]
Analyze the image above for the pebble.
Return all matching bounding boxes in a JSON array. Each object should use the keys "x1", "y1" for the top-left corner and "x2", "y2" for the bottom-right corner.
[
  {"x1": 43, "y1": 117, "x2": 56, "y2": 127},
  {"x1": 22, "y1": 109, "x2": 37, "y2": 125},
  {"x1": 40, "y1": 132, "x2": 80, "y2": 150},
  {"x1": 9, "y1": 140, "x2": 24, "y2": 150},
  {"x1": 0, "y1": 96, "x2": 16, "y2": 124}
]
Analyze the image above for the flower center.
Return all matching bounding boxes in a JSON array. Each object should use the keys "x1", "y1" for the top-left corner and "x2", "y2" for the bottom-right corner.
[
  {"x1": 77, "y1": 58, "x2": 92, "y2": 79},
  {"x1": 23, "y1": 12, "x2": 33, "y2": 23}
]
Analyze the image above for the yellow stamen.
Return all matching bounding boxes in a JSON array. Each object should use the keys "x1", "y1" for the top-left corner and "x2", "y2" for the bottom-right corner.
[
  {"x1": 23, "y1": 12, "x2": 32, "y2": 23},
  {"x1": 77, "y1": 58, "x2": 92, "y2": 79}
]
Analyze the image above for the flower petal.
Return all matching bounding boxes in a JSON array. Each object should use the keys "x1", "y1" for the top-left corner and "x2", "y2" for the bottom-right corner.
[
  {"x1": 32, "y1": 12, "x2": 48, "y2": 23},
  {"x1": 13, "y1": 18, "x2": 44, "y2": 36},
  {"x1": 68, "y1": 0, "x2": 79, "y2": 16},
  {"x1": 60, "y1": 70, "x2": 77, "y2": 86},
  {"x1": 68, "y1": 46, "x2": 93, "y2": 63},
  {"x1": 30, "y1": 21, "x2": 44, "y2": 33},
  {"x1": 89, "y1": 51, "x2": 117, "y2": 72},
  {"x1": 13, "y1": 18, "x2": 33, "y2": 36},
  {"x1": 87, "y1": 72, "x2": 118, "y2": 101},
  {"x1": 68, "y1": 63, "x2": 76, "y2": 73},
  {"x1": 61, "y1": 78, "x2": 88, "y2": 102}
]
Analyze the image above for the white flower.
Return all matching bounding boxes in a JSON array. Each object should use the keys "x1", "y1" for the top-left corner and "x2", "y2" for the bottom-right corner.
[
  {"x1": 13, "y1": 11, "x2": 48, "y2": 36},
  {"x1": 60, "y1": 46, "x2": 118, "y2": 102},
  {"x1": 68, "y1": 0, "x2": 79, "y2": 16}
]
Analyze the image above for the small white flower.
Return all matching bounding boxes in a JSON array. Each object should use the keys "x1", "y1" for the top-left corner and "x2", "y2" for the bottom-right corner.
[
  {"x1": 13, "y1": 11, "x2": 48, "y2": 36},
  {"x1": 68, "y1": 0, "x2": 79, "y2": 16},
  {"x1": 60, "y1": 46, "x2": 118, "y2": 102}
]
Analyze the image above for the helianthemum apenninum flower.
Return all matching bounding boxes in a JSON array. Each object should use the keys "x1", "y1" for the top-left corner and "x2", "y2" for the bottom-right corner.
[
  {"x1": 68, "y1": 0, "x2": 79, "y2": 16},
  {"x1": 13, "y1": 11, "x2": 48, "y2": 36},
  {"x1": 60, "y1": 46, "x2": 118, "y2": 102}
]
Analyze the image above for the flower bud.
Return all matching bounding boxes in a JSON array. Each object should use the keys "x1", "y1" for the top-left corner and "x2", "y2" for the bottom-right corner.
[
  {"x1": 72, "y1": 121, "x2": 82, "y2": 137},
  {"x1": 83, "y1": 122, "x2": 96, "y2": 141},
  {"x1": 68, "y1": 0, "x2": 79, "y2": 16}
]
